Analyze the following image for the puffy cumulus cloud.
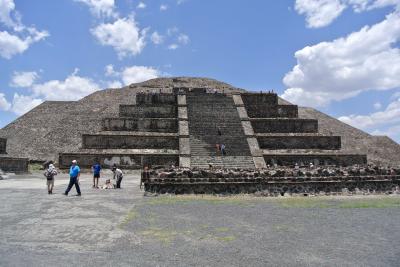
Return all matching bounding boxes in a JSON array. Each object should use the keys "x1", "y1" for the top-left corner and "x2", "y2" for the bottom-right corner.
[
  {"x1": 74, "y1": 0, "x2": 117, "y2": 18},
  {"x1": 281, "y1": 11, "x2": 400, "y2": 107},
  {"x1": 160, "y1": 4, "x2": 168, "y2": 11},
  {"x1": 177, "y1": 33, "x2": 189, "y2": 45},
  {"x1": 137, "y1": 2, "x2": 146, "y2": 9},
  {"x1": 121, "y1": 66, "x2": 159, "y2": 85},
  {"x1": 103, "y1": 64, "x2": 160, "y2": 85},
  {"x1": 295, "y1": 0, "x2": 400, "y2": 28},
  {"x1": 338, "y1": 97, "x2": 400, "y2": 140},
  {"x1": 10, "y1": 71, "x2": 39, "y2": 87},
  {"x1": 10, "y1": 93, "x2": 43, "y2": 116},
  {"x1": 31, "y1": 70, "x2": 100, "y2": 101},
  {"x1": 151, "y1": 31, "x2": 164, "y2": 45},
  {"x1": 295, "y1": 0, "x2": 346, "y2": 28},
  {"x1": 0, "y1": 0, "x2": 49, "y2": 59},
  {"x1": 0, "y1": 0, "x2": 17, "y2": 28},
  {"x1": 0, "y1": 93, "x2": 11, "y2": 111},
  {"x1": 168, "y1": 43, "x2": 178, "y2": 50},
  {"x1": 91, "y1": 17, "x2": 147, "y2": 58}
]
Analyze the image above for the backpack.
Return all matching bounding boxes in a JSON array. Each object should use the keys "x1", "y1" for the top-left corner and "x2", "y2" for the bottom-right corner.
[{"x1": 45, "y1": 169, "x2": 55, "y2": 180}]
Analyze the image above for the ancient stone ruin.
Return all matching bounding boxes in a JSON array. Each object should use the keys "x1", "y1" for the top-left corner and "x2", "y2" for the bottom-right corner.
[
  {"x1": 0, "y1": 138, "x2": 28, "y2": 173},
  {"x1": 1, "y1": 77, "x2": 399, "y2": 192}
]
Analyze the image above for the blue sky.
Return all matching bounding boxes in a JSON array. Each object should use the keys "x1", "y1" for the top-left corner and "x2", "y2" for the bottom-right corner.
[{"x1": 1, "y1": 0, "x2": 400, "y2": 141}]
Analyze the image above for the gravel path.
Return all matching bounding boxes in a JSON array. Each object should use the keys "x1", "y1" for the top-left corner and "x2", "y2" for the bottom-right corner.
[{"x1": 0, "y1": 172, "x2": 399, "y2": 267}]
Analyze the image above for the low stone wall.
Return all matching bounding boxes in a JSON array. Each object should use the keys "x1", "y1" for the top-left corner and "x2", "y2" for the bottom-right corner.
[
  {"x1": 246, "y1": 105, "x2": 298, "y2": 118},
  {"x1": 251, "y1": 119, "x2": 318, "y2": 133},
  {"x1": 102, "y1": 118, "x2": 178, "y2": 132},
  {"x1": 241, "y1": 93, "x2": 278, "y2": 106},
  {"x1": 136, "y1": 93, "x2": 177, "y2": 105},
  {"x1": 264, "y1": 154, "x2": 367, "y2": 166},
  {"x1": 0, "y1": 138, "x2": 6, "y2": 154},
  {"x1": 0, "y1": 157, "x2": 28, "y2": 173},
  {"x1": 82, "y1": 135, "x2": 179, "y2": 149},
  {"x1": 59, "y1": 153, "x2": 179, "y2": 169},
  {"x1": 143, "y1": 167, "x2": 400, "y2": 195},
  {"x1": 119, "y1": 105, "x2": 177, "y2": 118},
  {"x1": 258, "y1": 136, "x2": 341, "y2": 150},
  {"x1": 145, "y1": 178, "x2": 400, "y2": 195}
]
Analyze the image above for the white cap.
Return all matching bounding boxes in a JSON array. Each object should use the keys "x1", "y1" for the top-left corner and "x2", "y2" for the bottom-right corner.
[{"x1": 72, "y1": 160, "x2": 77, "y2": 164}]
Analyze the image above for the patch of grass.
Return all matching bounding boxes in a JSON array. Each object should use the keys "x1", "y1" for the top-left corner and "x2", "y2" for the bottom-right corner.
[
  {"x1": 146, "y1": 195, "x2": 253, "y2": 206},
  {"x1": 215, "y1": 227, "x2": 229, "y2": 232},
  {"x1": 140, "y1": 227, "x2": 177, "y2": 244},
  {"x1": 29, "y1": 163, "x2": 43, "y2": 172},
  {"x1": 216, "y1": 235, "x2": 236, "y2": 242},
  {"x1": 277, "y1": 198, "x2": 331, "y2": 208},
  {"x1": 338, "y1": 198, "x2": 400, "y2": 209},
  {"x1": 118, "y1": 208, "x2": 138, "y2": 228}
]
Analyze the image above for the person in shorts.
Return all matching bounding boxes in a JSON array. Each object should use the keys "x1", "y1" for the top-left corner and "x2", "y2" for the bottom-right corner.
[
  {"x1": 92, "y1": 161, "x2": 102, "y2": 188},
  {"x1": 44, "y1": 163, "x2": 57, "y2": 194}
]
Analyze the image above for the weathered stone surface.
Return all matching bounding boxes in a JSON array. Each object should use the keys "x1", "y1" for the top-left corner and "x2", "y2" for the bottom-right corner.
[
  {"x1": 102, "y1": 118, "x2": 178, "y2": 132},
  {"x1": 263, "y1": 154, "x2": 367, "y2": 166},
  {"x1": 136, "y1": 93, "x2": 176, "y2": 105},
  {"x1": 257, "y1": 136, "x2": 341, "y2": 150},
  {"x1": 179, "y1": 156, "x2": 191, "y2": 168},
  {"x1": 0, "y1": 138, "x2": 6, "y2": 154},
  {"x1": 82, "y1": 134, "x2": 179, "y2": 149},
  {"x1": 59, "y1": 153, "x2": 179, "y2": 169},
  {"x1": 178, "y1": 106, "x2": 188, "y2": 120},
  {"x1": 179, "y1": 138, "x2": 191, "y2": 155},
  {"x1": 0, "y1": 157, "x2": 28, "y2": 173},
  {"x1": 241, "y1": 121, "x2": 254, "y2": 136},
  {"x1": 177, "y1": 94, "x2": 186, "y2": 106},
  {"x1": 119, "y1": 105, "x2": 177, "y2": 118},
  {"x1": 251, "y1": 119, "x2": 318, "y2": 133}
]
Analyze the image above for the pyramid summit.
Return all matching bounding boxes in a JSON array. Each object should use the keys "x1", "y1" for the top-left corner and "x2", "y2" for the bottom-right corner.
[{"x1": 0, "y1": 77, "x2": 399, "y2": 171}]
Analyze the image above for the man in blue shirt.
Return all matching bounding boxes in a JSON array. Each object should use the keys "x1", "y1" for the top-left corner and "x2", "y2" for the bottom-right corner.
[
  {"x1": 92, "y1": 161, "x2": 102, "y2": 188},
  {"x1": 64, "y1": 160, "x2": 81, "y2": 196}
]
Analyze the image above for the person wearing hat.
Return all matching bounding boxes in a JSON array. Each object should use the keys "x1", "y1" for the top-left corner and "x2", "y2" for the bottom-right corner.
[
  {"x1": 64, "y1": 160, "x2": 81, "y2": 196},
  {"x1": 44, "y1": 163, "x2": 57, "y2": 194}
]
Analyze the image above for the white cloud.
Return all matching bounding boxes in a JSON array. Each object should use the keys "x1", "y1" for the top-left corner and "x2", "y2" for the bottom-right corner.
[
  {"x1": 104, "y1": 64, "x2": 118, "y2": 77},
  {"x1": 103, "y1": 64, "x2": 160, "y2": 85},
  {"x1": 0, "y1": 93, "x2": 11, "y2": 111},
  {"x1": 339, "y1": 97, "x2": 400, "y2": 129},
  {"x1": 91, "y1": 17, "x2": 147, "y2": 58},
  {"x1": 74, "y1": 0, "x2": 117, "y2": 18},
  {"x1": 137, "y1": 2, "x2": 146, "y2": 9},
  {"x1": 160, "y1": 4, "x2": 168, "y2": 11},
  {"x1": 151, "y1": 31, "x2": 164, "y2": 45},
  {"x1": 10, "y1": 71, "x2": 38, "y2": 87},
  {"x1": 168, "y1": 43, "x2": 179, "y2": 50},
  {"x1": 31, "y1": 70, "x2": 100, "y2": 101},
  {"x1": 295, "y1": 0, "x2": 400, "y2": 28},
  {"x1": 373, "y1": 102, "x2": 382, "y2": 110},
  {"x1": 0, "y1": 0, "x2": 17, "y2": 28},
  {"x1": 281, "y1": 11, "x2": 400, "y2": 107},
  {"x1": 10, "y1": 93, "x2": 42, "y2": 116},
  {"x1": 0, "y1": 0, "x2": 49, "y2": 59},
  {"x1": 106, "y1": 80, "x2": 122, "y2": 88},
  {"x1": 177, "y1": 0, "x2": 186, "y2": 4},
  {"x1": 121, "y1": 66, "x2": 159, "y2": 85},
  {"x1": 295, "y1": 0, "x2": 346, "y2": 28},
  {"x1": 177, "y1": 33, "x2": 189, "y2": 45}
]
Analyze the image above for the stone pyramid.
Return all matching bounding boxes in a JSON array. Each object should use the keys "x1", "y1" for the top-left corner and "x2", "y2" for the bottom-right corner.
[{"x1": 0, "y1": 77, "x2": 399, "y2": 169}]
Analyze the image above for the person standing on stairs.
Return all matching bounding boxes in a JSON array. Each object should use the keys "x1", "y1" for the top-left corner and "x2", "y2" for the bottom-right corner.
[{"x1": 221, "y1": 144, "x2": 226, "y2": 156}]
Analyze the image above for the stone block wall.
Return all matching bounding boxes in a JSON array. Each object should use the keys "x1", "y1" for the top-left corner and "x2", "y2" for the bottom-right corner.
[
  {"x1": 136, "y1": 93, "x2": 177, "y2": 105},
  {"x1": 102, "y1": 118, "x2": 178, "y2": 132},
  {"x1": 241, "y1": 93, "x2": 278, "y2": 106},
  {"x1": 82, "y1": 135, "x2": 179, "y2": 149},
  {"x1": 245, "y1": 105, "x2": 298, "y2": 118},
  {"x1": 59, "y1": 153, "x2": 179, "y2": 169},
  {"x1": 0, "y1": 138, "x2": 6, "y2": 154},
  {"x1": 258, "y1": 136, "x2": 341, "y2": 150},
  {"x1": 119, "y1": 105, "x2": 177, "y2": 118},
  {"x1": 251, "y1": 119, "x2": 318, "y2": 133},
  {"x1": 0, "y1": 157, "x2": 28, "y2": 173},
  {"x1": 263, "y1": 154, "x2": 367, "y2": 166}
]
